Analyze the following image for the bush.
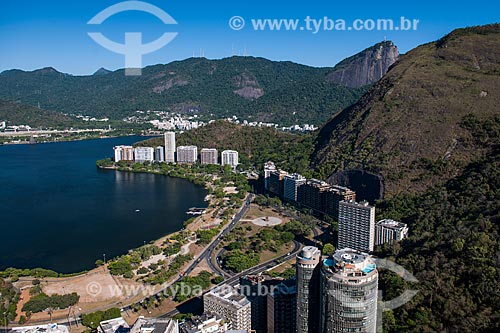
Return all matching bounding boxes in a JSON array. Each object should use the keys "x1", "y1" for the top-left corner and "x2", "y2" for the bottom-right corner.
[
  {"x1": 82, "y1": 308, "x2": 121, "y2": 330},
  {"x1": 22, "y1": 293, "x2": 80, "y2": 313},
  {"x1": 212, "y1": 276, "x2": 225, "y2": 284}
]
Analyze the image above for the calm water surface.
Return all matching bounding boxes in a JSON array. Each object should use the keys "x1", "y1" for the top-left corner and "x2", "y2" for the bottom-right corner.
[{"x1": 0, "y1": 136, "x2": 207, "y2": 273}]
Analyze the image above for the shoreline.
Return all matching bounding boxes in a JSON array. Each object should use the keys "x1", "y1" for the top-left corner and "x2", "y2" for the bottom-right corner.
[{"x1": 0, "y1": 133, "x2": 160, "y2": 147}]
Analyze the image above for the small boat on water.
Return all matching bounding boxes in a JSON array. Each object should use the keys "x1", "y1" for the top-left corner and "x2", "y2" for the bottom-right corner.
[{"x1": 186, "y1": 207, "x2": 206, "y2": 215}]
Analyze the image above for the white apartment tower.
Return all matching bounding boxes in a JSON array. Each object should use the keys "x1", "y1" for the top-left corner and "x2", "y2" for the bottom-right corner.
[
  {"x1": 176, "y1": 146, "x2": 198, "y2": 164},
  {"x1": 338, "y1": 201, "x2": 376, "y2": 252},
  {"x1": 264, "y1": 162, "x2": 277, "y2": 191},
  {"x1": 134, "y1": 147, "x2": 154, "y2": 163},
  {"x1": 375, "y1": 219, "x2": 409, "y2": 246},
  {"x1": 203, "y1": 284, "x2": 252, "y2": 331},
  {"x1": 114, "y1": 145, "x2": 134, "y2": 162},
  {"x1": 221, "y1": 150, "x2": 239, "y2": 168},
  {"x1": 164, "y1": 132, "x2": 176, "y2": 163},
  {"x1": 200, "y1": 148, "x2": 218, "y2": 165},
  {"x1": 114, "y1": 146, "x2": 123, "y2": 162}
]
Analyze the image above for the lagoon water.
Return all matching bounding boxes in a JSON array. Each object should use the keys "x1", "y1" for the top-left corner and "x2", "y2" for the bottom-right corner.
[{"x1": 0, "y1": 136, "x2": 207, "y2": 273}]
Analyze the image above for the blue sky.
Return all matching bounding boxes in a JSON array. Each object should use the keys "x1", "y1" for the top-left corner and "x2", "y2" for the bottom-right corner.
[{"x1": 0, "y1": 0, "x2": 498, "y2": 75}]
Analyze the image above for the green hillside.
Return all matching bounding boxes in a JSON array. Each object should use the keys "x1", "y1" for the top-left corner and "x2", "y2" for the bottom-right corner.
[
  {"x1": 312, "y1": 24, "x2": 500, "y2": 197},
  {"x1": 0, "y1": 99, "x2": 80, "y2": 129}
]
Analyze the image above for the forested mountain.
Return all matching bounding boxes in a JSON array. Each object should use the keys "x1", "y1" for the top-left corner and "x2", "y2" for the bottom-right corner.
[
  {"x1": 0, "y1": 42, "x2": 397, "y2": 126},
  {"x1": 312, "y1": 24, "x2": 500, "y2": 197},
  {"x1": 0, "y1": 99, "x2": 80, "y2": 129},
  {"x1": 377, "y1": 115, "x2": 500, "y2": 332},
  {"x1": 305, "y1": 24, "x2": 500, "y2": 332}
]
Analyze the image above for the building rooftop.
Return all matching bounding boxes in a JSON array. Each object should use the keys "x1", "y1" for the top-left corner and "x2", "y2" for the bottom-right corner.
[
  {"x1": 376, "y1": 219, "x2": 408, "y2": 230},
  {"x1": 323, "y1": 248, "x2": 377, "y2": 276},
  {"x1": 340, "y1": 200, "x2": 373, "y2": 208},
  {"x1": 129, "y1": 317, "x2": 178, "y2": 333},
  {"x1": 205, "y1": 284, "x2": 250, "y2": 308},
  {"x1": 98, "y1": 317, "x2": 130, "y2": 333},
  {"x1": 179, "y1": 312, "x2": 224, "y2": 333},
  {"x1": 9, "y1": 324, "x2": 69, "y2": 333},
  {"x1": 284, "y1": 173, "x2": 306, "y2": 181}
]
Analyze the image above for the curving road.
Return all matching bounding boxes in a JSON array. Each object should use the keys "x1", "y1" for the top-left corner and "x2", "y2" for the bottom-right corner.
[{"x1": 160, "y1": 239, "x2": 302, "y2": 318}]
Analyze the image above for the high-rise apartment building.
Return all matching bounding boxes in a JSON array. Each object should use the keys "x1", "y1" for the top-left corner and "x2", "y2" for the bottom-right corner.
[
  {"x1": 114, "y1": 145, "x2": 134, "y2": 162},
  {"x1": 296, "y1": 246, "x2": 321, "y2": 333},
  {"x1": 319, "y1": 248, "x2": 378, "y2": 333},
  {"x1": 298, "y1": 179, "x2": 331, "y2": 213},
  {"x1": 324, "y1": 185, "x2": 357, "y2": 219},
  {"x1": 134, "y1": 147, "x2": 154, "y2": 163},
  {"x1": 200, "y1": 148, "x2": 218, "y2": 165},
  {"x1": 283, "y1": 173, "x2": 306, "y2": 202},
  {"x1": 176, "y1": 146, "x2": 198, "y2": 164},
  {"x1": 268, "y1": 170, "x2": 288, "y2": 198},
  {"x1": 264, "y1": 162, "x2": 277, "y2": 191},
  {"x1": 164, "y1": 132, "x2": 176, "y2": 163},
  {"x1": 267, "y1": 281, "x2": 296, "y2": 333},
  {"x1": 203, "y1": 284, "x2": 252, "y2": 331},
  {"x1": 114, "y1": 146, "x2": 123, "y2": 162},
  {"x1": 338, "y1": 201, "x2": 376, "y2": 253},
  {"x1": 221, "y1": 150, "x2": 239, "y2": 168},
  {"x1": 155, "y1": 146, "x2": 165, "y2": 162},
  {"x1": 375, "y1": 219, "x2": 409, "y2": 246}
]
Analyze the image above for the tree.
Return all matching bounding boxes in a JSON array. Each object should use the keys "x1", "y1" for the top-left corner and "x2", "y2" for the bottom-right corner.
[
  {"x1": 322, "y1": 243, "x2": 335, "y2": 256},
  {"x1": 212, "y1": 276, "x2": 224, "y2": 284}
]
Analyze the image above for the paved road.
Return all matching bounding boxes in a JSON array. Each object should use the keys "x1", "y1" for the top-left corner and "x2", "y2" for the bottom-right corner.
[
  {"x1": 183, "y1": 194, "x2": 254, "y2": 279},
  {"x1": 160, "y1": 239, "x2": 302, "y2": 318}
]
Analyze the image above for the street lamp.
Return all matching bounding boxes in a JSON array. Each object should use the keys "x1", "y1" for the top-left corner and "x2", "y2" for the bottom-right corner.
[
  {"x1": 103, "y1": 253, "x2": 106, "y2": 265},
  {"x1": 3, "y1": 311, "x2": 8, "y2": 333}
]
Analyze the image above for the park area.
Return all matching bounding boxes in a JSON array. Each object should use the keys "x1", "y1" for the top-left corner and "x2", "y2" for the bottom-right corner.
[{"x1": 216, "y1": 204, "x2": 309, "y2": 272}]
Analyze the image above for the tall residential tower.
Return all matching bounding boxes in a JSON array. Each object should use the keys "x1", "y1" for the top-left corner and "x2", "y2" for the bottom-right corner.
[
  {"x1": 164, "y1": 132, "x2": 176, "y2": 163},
  {"x1": 296, "y1": 246, "x2": 321, "y2": 333},
  {"x1": 319, "y1": 248, "x2": 378, "y2": 333},
  {"x1": 338, "y1": 201, "x2": 376, "y2": 252}
]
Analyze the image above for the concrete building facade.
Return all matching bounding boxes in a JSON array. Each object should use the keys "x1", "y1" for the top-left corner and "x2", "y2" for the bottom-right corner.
[
  {"x1": 221, "y1": 150, "x2": 239, "y2": 168},
  {"x1": 200, "y1": 148, "x2": 218, "y2": 165},
  {"x1": 164, "y1": 132, "x2": 176, "y2": 163},
  {"x1": 263, "y1": 162, "x2": 277, "y2": 191},
  {"x1": 375, "y1": 219, "x2": 409, "y2": 246},
  {"x1": 319, "y1": 248, "x2": 378, "y2": 333},
  {"x1": 155, "y1": 146, "x2": 165, "y2": 162},
  {"x1": 176, "y1": 146, "x2": 198, "y2": 164},
  {"x1": 267, "y1": 281, "x2": 296, "y2": 333},
  {"x1": 134, "y1": 147, "x2": 154, "y2": 163},
  {"x1": 203, "y1": 284, "x2": 252, "y2": 331},
  {"x1": 283, "y1": 173, "x2": 306, "y2": 202},
  {"x1": 338, "y1": 201, "x2": 376, "y2": 253},
  {"x1": 296, "y1": 246, "x2": 321, "y2": 333}
]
